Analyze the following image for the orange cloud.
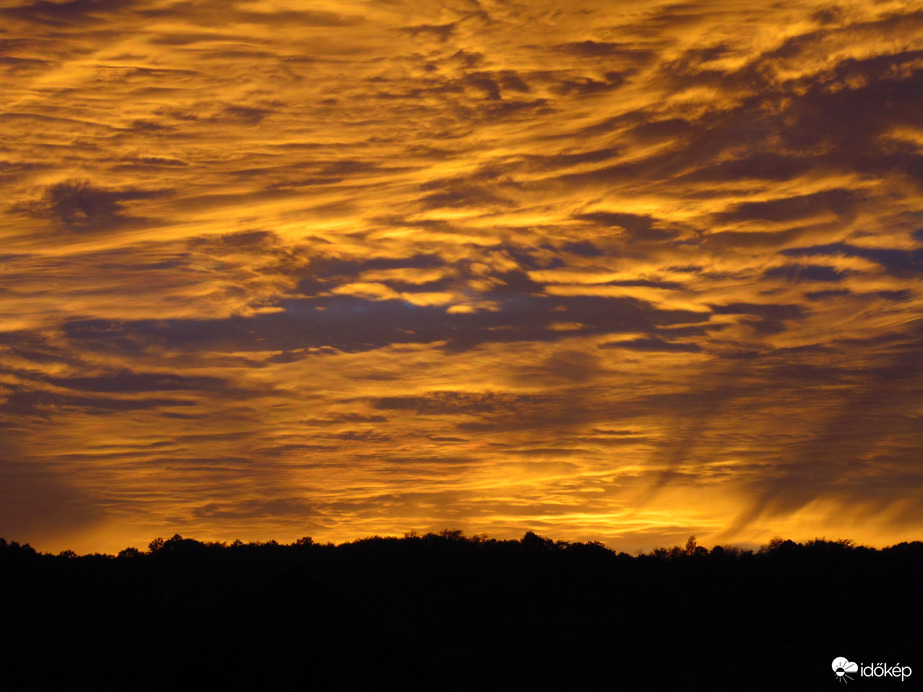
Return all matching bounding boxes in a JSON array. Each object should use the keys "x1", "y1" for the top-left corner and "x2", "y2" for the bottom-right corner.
[{"x1": 1, "y1": 0, "x2": 921, "y2": 554}]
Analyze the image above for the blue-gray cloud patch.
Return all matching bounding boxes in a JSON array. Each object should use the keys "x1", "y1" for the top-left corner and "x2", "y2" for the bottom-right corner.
[
  {"x1": 13, "y1": 180, "x2": 165, "y2": 233},
  {"x1": 599, "y1": 337, "x2": 703, "y2": 353},
  {"x1": 782, "y1": 242, "x2": 923, "y2": 277},
  {"x1": 60, "y1": 293, "x2": 709, "y2": 356},
  {"x1": 715, "y1": 189, "x2": 859, "y2": 224},
  {"x1": 763, "y1": 263, "x2": 848, "y2": 282},
  {"x1": 0, "y1": 0, "x2": 132, "y2": 26}
]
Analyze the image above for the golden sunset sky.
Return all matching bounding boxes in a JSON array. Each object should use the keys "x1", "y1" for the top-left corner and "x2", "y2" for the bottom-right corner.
[{"x1": 1, "y1": 0, "x2": 922, "y2": 554}]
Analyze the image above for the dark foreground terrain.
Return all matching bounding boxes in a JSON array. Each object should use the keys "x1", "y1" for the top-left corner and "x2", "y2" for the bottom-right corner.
[{"x1": 1, "y1": 531, "x2": 920, "y2": 690}]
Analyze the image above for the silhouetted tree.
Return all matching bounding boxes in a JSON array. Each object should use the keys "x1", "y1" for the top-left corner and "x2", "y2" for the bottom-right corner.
[{"x1": 1, "y1": 532, "x2": 920, "y2": 691}]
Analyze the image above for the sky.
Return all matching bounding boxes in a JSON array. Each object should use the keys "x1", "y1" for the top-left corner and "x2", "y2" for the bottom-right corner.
[{"x1": 1, "y1": 0, "x2": 922, "y2": 555}]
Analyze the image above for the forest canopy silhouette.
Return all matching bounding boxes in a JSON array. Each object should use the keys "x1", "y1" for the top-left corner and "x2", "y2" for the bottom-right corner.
[{"x1": 2, "y1": 531, "x2": 920, "y2": 691}]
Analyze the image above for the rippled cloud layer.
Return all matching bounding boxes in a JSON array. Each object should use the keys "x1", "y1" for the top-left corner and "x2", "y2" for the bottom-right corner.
[{"x1": 2, "y1": 0, "x2": 922, "y2": 552}]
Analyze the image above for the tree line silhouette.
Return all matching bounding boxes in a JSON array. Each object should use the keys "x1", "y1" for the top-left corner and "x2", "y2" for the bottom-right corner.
[{"x1": 1, "y1": 531, "x2": 920, "y2": 690}]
